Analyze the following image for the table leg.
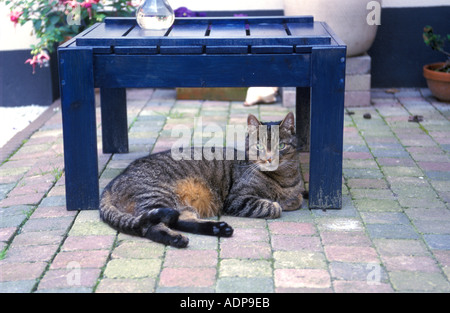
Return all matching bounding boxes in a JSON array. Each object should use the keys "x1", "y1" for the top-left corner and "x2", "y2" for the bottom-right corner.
[
  {"x1": 309, "y1": 48, "x2": 346, "y2": 209},
  {"x1": 100, "y1": 88, "x2": 129, "y2": 153},
  {"x1": 59, "y1": 48, "x2": 99, "y2": 210},
  {"x1": 296, "y1": 87, "x2": 311, "y2": 152}
]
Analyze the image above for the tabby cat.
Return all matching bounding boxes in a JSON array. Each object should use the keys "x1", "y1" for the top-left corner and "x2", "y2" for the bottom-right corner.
[{"x1": 100, "y1": 112, "x2": 304, "y2": 248}]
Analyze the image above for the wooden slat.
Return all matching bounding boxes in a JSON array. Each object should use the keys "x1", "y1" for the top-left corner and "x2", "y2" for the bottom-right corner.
[
  {"x1": 209, "y1": 22, "x2": 246, "y2": 38},
  {"x1": 287, "y1": 22, "x2": 331, "y2": 45},
  {"x1": 114, "y1": 46, "x2": 158, "y2": 54},
  {"x1": 126, "y1": 26, "x2": 168, "y2": 38},
  {"x1": 94, "y1": 54, "x2": 311, "y2": 88},
  {"x1": 251, "y1": 45, "x2": 293, "y2": 54},
  {"x1": 168, "y1": 22, "x2": 208, "y2": 37},
  {"x1": 205, "y1": 46, "x2": 248, "y2": 54},
  {"x1": 81, "y1": 23, "x2": 133, "y2": 38},
  {"x1": 160, "y1": 46, "x2": 203, "y2": 54},
  {"x1": 248, "y1": 22, "x2": 287, "y2": 37}
]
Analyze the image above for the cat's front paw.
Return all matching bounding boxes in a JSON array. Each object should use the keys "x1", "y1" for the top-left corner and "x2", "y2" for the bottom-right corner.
[{"x1": 268, "y1": 201, "x2": 282, "y2": 219}]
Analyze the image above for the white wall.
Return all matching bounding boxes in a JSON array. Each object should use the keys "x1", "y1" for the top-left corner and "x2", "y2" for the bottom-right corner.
[
  {"x1": 168, "y1": 0, "x2": 283, "y2": 11},
  {"x1": 0, "y1": 3, "x2": 39, "y2": 51}
]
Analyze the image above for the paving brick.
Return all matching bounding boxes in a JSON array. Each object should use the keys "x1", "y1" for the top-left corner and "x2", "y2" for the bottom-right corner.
[
  {"x1": 62, "y1": 235, "x2": 115, "y2": 251},
  {"x1": 95, "y1": 278, "x2": 155, "y2": 293},
  {"x1": 221, "y1": 227, "x2": 269, "y2": 243},
  {"x1": 0, "y1": 227, "x2": 16, "y2": 242},
  {"x1": 373, "y1": 239, "x2": 429, "y2": 256},
  {"x1": 360, "y1": 212, "x2": 410, "y2": 225},
  {"x1": 0, "y1": 193, "x2": 45, "y2": 207},
  {"x1": 333, "y1": 281, "x2": 393, "y2": 293},
  {"x1": 3, "y1": 244, "x2": 58, "y2": 263},
  {"x1": 418, "y1": 162, "x2": 450, "y2": 172},
  {"x1": 30, "y1": 206, "x2": 76, "y2": 219},
  {"x1": 320, "y1": 231, "x2": 372, "y2": 246},
  {"x1": 112, "y1": 241, "x2": 165, "y2": 259},
  {"x1": 159, "y1": 268, "x2": 216, "y2": 287},
  {"x1": 274, "y1": 251, "x2": 327, "y2": 269},
  {"x1": 433, "y1": 250, "x2": 450, "y2": 267},
  {"x1": 11, "y1": 230, "x2": 63, "y2": 246},
  {"x1": 37, "y1": 196, "x2": 66, "y2": 207},
  {"x1": 274, "y1": 269, "x2": 331, "y2": 289},
  {"x1": 350, "y1": 189, "x2": 396, "y2": 200},
  {"x1": 220, "y1": 241, "x2": 272, "y2": 259},
  {"x1": 0, "y1": 262, "x2": 47, "y2": 282},
  {"x1": 414, "y1": 220, "x2": 450, "y2": 234},
  {"x1": 37, "y1": 268, "x2": 101, "y2": 291},
  {"x1": 216, "y1": 277, "x2": 274, "y2": 293},
  {"x1": 316, "y1": 218, "x2": 364, "y2": 232},
  {"x1": 382, "y1": 166, "x2": 424, "y2": 177},
  {"x1": 68, "y1": 220, "x2": 117, "y2": 236},
  {"x1": 423, "y1": 235, "x2": 450, "y2": 250},
  {"x1": 271, "y1": 235, "x2": 322, "y2": 251},
  {"x1": 376, "y1": 157, "x2": 416, "y2": 167},
  {"x1": 164, "y1": 250, "x2": 217, "y2": 267},
  {"x1": 50, "y1": 250, "x2": 110, "y2": 269},
  {"x1": 381, "y1": 255, "x2": 440, "y2": 272},
  {"x1": 366, "y1": 224, "x2": 419, "y2": 240},
  {"x1": 219, "y1": 259, "x2": 272, "y2": 278},
  {"x1": 268, "y1": 222, "x2": 316, "y2": 236},
  {"x1": 389, "y1": 271, "x2": 450, "y2": 292},
  {"x1": 103, "y1": 259, "x2": 162, "y2": 279},
  {"x1": 324, "y1": 246, "x2": 379, "y2": 263},
  {"x1": 21, "y1": 216, "x2": 74, "y2": 233},
  {"x1": 0, "y1": 280, "x2": 36, "y2": 293},
  {"x1": 353, "y1": 199, "x2": 402, "y2": 212},
  {"x1": 343, "y1": 168, "x2": 383, "y2": 179},
  {"x1": 330, "y1": 262, "x2": 388, "y2": 282},
  {"x1": 346, "y1": 178, "x2": 388, "y2": 189}
]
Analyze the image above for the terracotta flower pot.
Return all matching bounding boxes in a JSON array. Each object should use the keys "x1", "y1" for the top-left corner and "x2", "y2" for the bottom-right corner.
[{"x1": 423, "y1": 63, "x2": 450, "y2": 102}]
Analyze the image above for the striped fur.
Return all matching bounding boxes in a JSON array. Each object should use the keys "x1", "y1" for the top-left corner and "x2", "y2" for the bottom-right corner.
[{"x1": 99, "y1": 112, "x2": 304, "y2": 248}]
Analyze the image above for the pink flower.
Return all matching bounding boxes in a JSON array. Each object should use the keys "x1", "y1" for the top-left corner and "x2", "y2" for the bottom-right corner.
[
  {"x1": 37, "y1": 51, "x2": 50, "y2": 63},
  {"x1": 25, "y1": 55, "x2": 40, "y2": 74},
  {"x1": 25, "y1": 51, "x2": 50, "y2": 74},
  {"x1": 9, "y1": 10, "x2": 23, "y2": 27},
  {"x1": 64, "y1": 0, "x2": 79, "y2": 9},
  {"x1": 81, "y1": 0, "x2": 96, "y2": 19}
]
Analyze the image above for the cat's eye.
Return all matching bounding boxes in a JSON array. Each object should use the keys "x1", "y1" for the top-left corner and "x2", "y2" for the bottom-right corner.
[
  {"x1": 255, "y1": 143, "x2": 265, "y2": 151},
  {"x1": 279, "y1": 143, "x2": 287, "y2": 150}
]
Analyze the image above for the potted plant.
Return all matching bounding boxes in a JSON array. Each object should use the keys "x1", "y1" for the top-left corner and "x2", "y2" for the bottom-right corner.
[
  {"x1": 284, "y1": 0, "x2": 381, "y2": 57},
  {"x1": 423, "y1": 26, "x2": 450, "y2": 102},
  {"x1": 2, "y1": 0, "x2": 137, "y2": 73}
]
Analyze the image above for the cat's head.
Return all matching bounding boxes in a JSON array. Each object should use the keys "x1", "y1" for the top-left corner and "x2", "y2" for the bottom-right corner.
[{"x1": 246, "y1": 112, "x2": 298, "y2": 171}]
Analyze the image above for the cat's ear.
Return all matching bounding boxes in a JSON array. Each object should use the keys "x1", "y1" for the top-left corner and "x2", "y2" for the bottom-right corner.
[
  {"x1": 280, "y1": 112, "x2": 295, "y2": 134},
  {"x1": 247, "y1": 114, "x2": 261, "y2": 128}
]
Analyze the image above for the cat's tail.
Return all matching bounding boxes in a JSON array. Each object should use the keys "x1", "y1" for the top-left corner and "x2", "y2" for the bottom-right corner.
[
  {"x1": 99, "y1": 188, "x2": 188, "y2": 248},
  {"x1": 99, "y1": 190, "x2": 145, "y2": 236}
]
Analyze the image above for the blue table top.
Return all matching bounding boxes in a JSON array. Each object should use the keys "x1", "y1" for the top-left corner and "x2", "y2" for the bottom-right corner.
[{"x1": 71, "y1": 16, "x2": 344, "y2": 54}]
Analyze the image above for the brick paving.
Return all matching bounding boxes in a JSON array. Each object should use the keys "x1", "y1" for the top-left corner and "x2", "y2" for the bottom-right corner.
[{"x1": 1, "y1": 88, "x2": 450, "y2": 293}]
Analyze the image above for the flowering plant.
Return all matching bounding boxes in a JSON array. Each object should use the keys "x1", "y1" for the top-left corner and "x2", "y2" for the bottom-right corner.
[{"x1": 2, "y1": 0, "x2": 137, "y2": 73}]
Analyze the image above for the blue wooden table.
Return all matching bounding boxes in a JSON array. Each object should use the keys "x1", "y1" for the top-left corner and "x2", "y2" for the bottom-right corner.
[{"x1": 58, "y1": 16, "x2": 346, "y2": 211}]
